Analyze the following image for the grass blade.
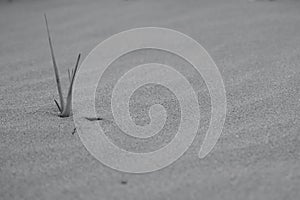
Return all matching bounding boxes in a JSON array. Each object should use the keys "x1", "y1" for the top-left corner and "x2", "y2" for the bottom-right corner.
[
  {"x1": 54, "y1": 99, "x2": 62, "y2": 112},
  {"x1": 68, "y1": 69, "x2": 71, "y2": 83},
  {"x1": 60, "y1": 54, "x2": 81, "y2": 117},
  {"x1": 44, "y1": 14, "x2": 64, "y2": 112}
]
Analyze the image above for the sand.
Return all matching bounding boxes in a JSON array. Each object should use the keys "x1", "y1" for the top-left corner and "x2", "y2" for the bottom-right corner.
[{"x1": 0, "y1": 0, "x2": 300, "y2": 199}]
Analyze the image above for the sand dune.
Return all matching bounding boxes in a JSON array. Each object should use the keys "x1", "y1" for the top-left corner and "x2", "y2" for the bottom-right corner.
[{"x1": 1, "y1": 0, "x2": 300, "y2": 199}]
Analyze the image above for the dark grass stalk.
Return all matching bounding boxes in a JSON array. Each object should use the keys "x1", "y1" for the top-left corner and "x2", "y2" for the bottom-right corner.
[
  {"x1": 60, "y1": 54, "x2": 81, "y2": 117},
  {"x1": 44, "y1": 14, "x2": 65, "y2": 112},
  {"x1": 44, "y1": 14, "x2": 81, "y2": 117}
]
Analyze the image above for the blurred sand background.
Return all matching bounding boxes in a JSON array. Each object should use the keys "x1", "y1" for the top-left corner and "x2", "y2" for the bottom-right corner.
[{"x1": 0, "y1": 0, "x2": 300, "y2": 199}]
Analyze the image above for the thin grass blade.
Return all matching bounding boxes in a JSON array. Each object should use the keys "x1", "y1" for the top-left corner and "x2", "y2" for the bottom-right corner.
[
  {"x1": 60, "y1": 54, "x2": 81, "y2": 117},
  {"x1": 54, "y1": 99, "x2": 62, "y2": 112},
  {"x1": 68, "y1": 69, "x2": 71, "y2": 83},
  {"x1": 44, "y1": 14, "x2": 64, "y2": 112}
]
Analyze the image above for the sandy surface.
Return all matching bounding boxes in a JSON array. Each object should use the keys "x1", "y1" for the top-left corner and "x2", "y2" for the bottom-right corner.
[{"x1": 1, "y1": 0, "x2": 300, "y2": 199}]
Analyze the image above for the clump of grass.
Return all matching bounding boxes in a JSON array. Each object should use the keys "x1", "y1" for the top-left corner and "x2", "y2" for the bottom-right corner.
[{"x1": 44, "y1": 14, "x2": 81, "y2": 117}]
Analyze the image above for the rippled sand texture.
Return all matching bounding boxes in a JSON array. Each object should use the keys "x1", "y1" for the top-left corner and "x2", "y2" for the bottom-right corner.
[{"x1": 1, "y1": 0, "x2": 299, "y2": 199}]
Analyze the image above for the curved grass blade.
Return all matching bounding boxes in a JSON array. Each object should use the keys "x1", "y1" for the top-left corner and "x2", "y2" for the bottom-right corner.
[
  {"x1": 44, "y1": 14, "x2": 65, "y2": 112},
  {"x1": 54, "y1": 99, "x2": 62, "y2": 112},
  {"x1": 60, "y1": 54, "x2": 81, "y2": 117}
]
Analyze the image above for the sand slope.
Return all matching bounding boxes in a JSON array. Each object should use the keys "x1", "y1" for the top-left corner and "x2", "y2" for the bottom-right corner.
[{"x1": 1, "y1": 0, "x2": 300, "y2": 199}]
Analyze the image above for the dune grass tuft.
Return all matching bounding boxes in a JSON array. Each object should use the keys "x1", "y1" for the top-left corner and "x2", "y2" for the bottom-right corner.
[{"x1": 44, "y1": 14, "x2": 81, "y2": 117}]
